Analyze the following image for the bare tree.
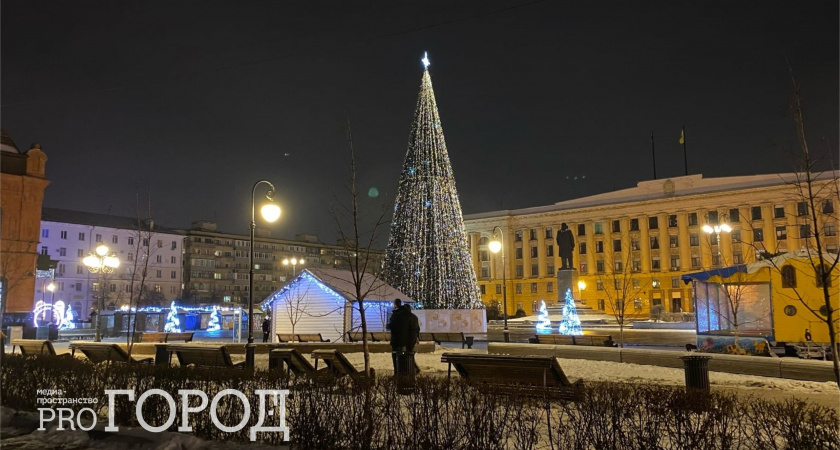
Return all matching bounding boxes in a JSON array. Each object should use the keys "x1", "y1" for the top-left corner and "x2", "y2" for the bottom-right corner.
[
  {"x1": 328, "y1": 120, "x2": 391, "y2": 378},
  {"x1": 125, "y1": 197, "x2": 157, "y2": 356},
  {"x1": 597, "y1": 240, "x2": 649, "y2": 348}
]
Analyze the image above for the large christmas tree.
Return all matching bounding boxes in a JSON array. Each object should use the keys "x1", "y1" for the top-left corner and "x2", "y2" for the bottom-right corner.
[{"x1": 383, "y1": 53, "x2": 481, "y2": 310}]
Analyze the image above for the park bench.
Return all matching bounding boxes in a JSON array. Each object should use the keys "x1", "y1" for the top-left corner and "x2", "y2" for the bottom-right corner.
[
  {"x1": 269, "y1": 348, "x2": 319, "y2": 377},
  {"x1": 535, "y1": 334, "x2": 616, "y2": 347},
  {"x1": 69, "y1": 342, "x2": 153, "y2": 364},
  {"x1": 296, "y1": 333, "x2": 330, "y2": 342},
  {"x1": 370, "y1": 332, "x2": 391, "y2": 342},
  {"x1": 311, "y1": 349, "x2": 373, "y2": 381},
  {"x1": 430, "y1": 332, "x2": 474, "y2": 349},
  {"x1": 11, "y1": 339, "x2": 69, "y2": 357},
  {"x1": 167, "y1": 344, "x2": 244, "y2": 369},
  {"x1": 277, "y1": 333, "x2": 298, "y2": 342},
  {"x1": 440, "y1": 353, "x2": 582, "y2": 401},
  {"x1": 419, "y1": 332, "x2": 435, "y2": 342},
  {"x1": 346, "y1": 332, "x2": 373, "y2": 342},
  {"x1": 136, "y1": 332, "x2": 195, "y2": 343}
]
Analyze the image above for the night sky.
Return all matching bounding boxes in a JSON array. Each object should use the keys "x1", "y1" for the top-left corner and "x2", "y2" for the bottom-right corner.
[{"x1": 2, "y1": 1, "x2": 837, "y2": 244}]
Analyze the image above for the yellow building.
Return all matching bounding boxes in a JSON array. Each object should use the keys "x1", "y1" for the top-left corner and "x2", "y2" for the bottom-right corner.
[{"x1": 463, "y1": 172, "x2": 839, "y2": 320}]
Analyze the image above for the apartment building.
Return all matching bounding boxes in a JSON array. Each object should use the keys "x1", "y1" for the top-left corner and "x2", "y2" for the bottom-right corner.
[
  {"x1": 463, "y1": 172, "x2": 839, "y2": 318},
  {"x1": 38, "y1": 208, "x2": 185, "y2": 319},
  {"x1": 182, "y1": 221, "x2": 385, "y2": 306}
]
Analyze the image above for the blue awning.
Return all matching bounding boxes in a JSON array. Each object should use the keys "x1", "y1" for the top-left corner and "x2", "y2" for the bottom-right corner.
[{"x1": 681, "y1": 265, "x2": 748, "y2": 284}]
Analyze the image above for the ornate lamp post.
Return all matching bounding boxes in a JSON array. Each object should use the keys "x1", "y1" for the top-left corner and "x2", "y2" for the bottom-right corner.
[
  {"x1": 246, "y1": 180, "x2": 281, "y2": 370},
  {"x1": 83, "y1": 244, "x2": 119, "y2": 342},
  {"x1": 488, "y1": 226, "x2": 509, "y2": 343},
  {"x1": 702, "y1": 223, "x2": 732, "y2": 269},
  {"x1": 282, "y1": 257, "x2": 304, "y2": 277}
]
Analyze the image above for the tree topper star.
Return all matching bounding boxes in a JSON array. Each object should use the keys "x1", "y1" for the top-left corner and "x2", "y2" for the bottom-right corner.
[{"x1": 421, "y1": 52, "x2": 430, "y2": 69}]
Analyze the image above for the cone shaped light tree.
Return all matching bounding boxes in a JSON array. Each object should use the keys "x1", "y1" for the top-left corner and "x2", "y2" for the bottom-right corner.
[{"x1": 384, "y1": 53, "x2": 482, "y2": 309}]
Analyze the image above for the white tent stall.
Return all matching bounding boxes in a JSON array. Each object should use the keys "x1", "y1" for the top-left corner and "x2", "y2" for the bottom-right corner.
[{"x1": 260, "y1": 268, "x2": 413, "y2": 343}]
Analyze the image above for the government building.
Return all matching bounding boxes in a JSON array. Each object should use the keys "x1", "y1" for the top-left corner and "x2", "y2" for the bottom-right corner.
[{"x1": 463, "y1": 172, "x2": 839, "y2": 319}]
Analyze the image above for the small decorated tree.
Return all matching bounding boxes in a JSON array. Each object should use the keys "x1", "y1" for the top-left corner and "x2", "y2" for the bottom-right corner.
[
  {"x1": 558, "y1": 289, "x2": 582, "y2": 335},
  {"x1": 536, "y1": 300, "x2": 552, "y2": 334},
  {"x1": 164, "y1": 301, "x2": 181, "y2": 333},
  {"x1": 207, "y1": 306, "x2": 221, "y2": 332}
]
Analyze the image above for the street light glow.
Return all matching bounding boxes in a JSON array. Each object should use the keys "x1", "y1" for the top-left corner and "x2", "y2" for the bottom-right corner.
[
  {"x1": 488, "y1": 239, "x2": 502, "y2": 254},
  {"x1": 95, "y1": 244, "x2": 109, "y2": 256},
  {"x1": 261, "y1": 203, "x2": 281, "y2": 222},
  {"x1": 577, "y1": 280, "x2": 586, "y2": 290}
]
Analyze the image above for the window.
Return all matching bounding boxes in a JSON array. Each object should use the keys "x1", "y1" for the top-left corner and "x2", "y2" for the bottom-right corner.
[
  {"x1": 781, "y1": 265, "x2": 796, "y2": 288},
  {"x1": 112, "y1": 235, "x2": 118, "y2": 244},
  {"x1": 75, "y1": 283, "x2": 82, "y2": 291},
  {"x1": 648, "y1": 217, "x2": 659, "y2": 229},
  {"x1": 547, "y1": 282, "x2": 553, "y2": 293},
  {"x1": 615, "y1": 299, "x2": 624, "y2": 310},
  {"x1": 579, "y1": 243, "x2": 587, "y2": 255},
  {"x1": 651, "y1": 278, "x2": 660, "y2": 288},
  {"x1": 776, "y1": 226, "x2": 787, "y2": 240},
  {"x1": 480, "y1": 266, "x2": 490, "y2": 278},
  {"x1": 751, "y1": 206, "x2": 762, "y2": 220},
  {"x1": 529, "y1": 229, "x2": 537, "y2": 240},
  {"x1": 530, "y1": 246, "x2": 538, "y2": 258},
  {"x1": 630, "y1": 218, "x2": 639, "y2": 231},
  {"x1": 753, "y1": 228, "x2": 764, "y2": 242},
  {"x1": 57, "y1": 264, "x2": 65, "y2": 275},
  {"x1": 614, "y1": 279, "x2": 621, "y2": 290},
  {"x1": 58, "y1": 247, "x2": 66, "y2": 256},
  {"x1": 650, "y1": 236, "x2": 659, "y2": 249},
  {"x1": 596, "y1": 260, "x2": 605, "y2": 273},
  {"x1": 95, "y1": 234, "x2": 102, "y2": 242},
  {"x1": 40, "y1": 246, "x2": 48, "y2": 255},
  {"x1": 691, "y1": 255, "x2": 700, "y2": 267},
  {"x1": 546, "y1": 245, "x2": 554, "y2": 257},
  {"x1": 826, "y1": 222, "x2": 837, "y2": 236},
  {"x1": 77, "y1": 249, "x2": 84, "y2": 257},
  {"x1": 631, "y1": 237, "x2": 640, "y2": 251},
  {"x1": 157, "y1": 240, "x2": 163, "y2": 248},
  {"x1": 545, "y1": 227, "x2": 553, "y2": 239},
  {"x1": 816, "y1": 264, "x2": 832, "y2": 288},
  {"x1": 712, "y1": 254, "x2": 720, "y2": 266},
  {"x1": 688, "y1": 213, "x2": 698, "y2": 226},
  {"x1": 612, "y1": 220, "x2": 621, "y2": 233},
  {"x1": 707, "y1": 211, "x2": 718, "y2": 224},
  {"x1": 733, "y1": 252, "x2": 743, "y2": 264},
  {"x1": 669, "y1": 235, "x2": 679, "y2": 248},
  {"x1": 594, "y1": 222, "x2": 603, "y2": 234},
  {"x1": 729, "y1": 208, "x2": 740, "y2": 222},
  {"x1": 531, "y1": 283, "x2": 538, "y2": 293},
  {"x1": 632, "y1": 259, "x2": 641, "y2": 272},
  {"x1": 597, "y1": 299, "x2": 605, "y2": 310},
  {"x1": 671, "y1": 277, "x2": 681, "y2": 288},
  {"x1": 709, "y1": 233, "x2": 719, "y2": 245},
  {"x1": 668, "y1": 215, "x2": 678, "y2": 228},
  {"x1": 632, "y1": 278, "x2": 640, "y2": 289},
  {"x1": 634, "y1": 298, "x2": 642, "y2": 310},
  {"x1": 784, "y1": 305, "x2": 797, "y2": 317},
  {"x1": 128, "y1": 237, "x2": 134, "y2": 245},
  {"x1": 516, "y1": 265, "x2": 523, "y2": 277},
  {"x1": 76, "y1": 265, "x2": 83, "y2": 275},
  {"x1": 774, "y1": 205, "x2": 786, "y2": 219},
  {"x1": 670, "y1": 256, "x2": 680, "y2": 270},
  {"x1": 110, "y1": 283, "x2": 117, "y2": 293},
  {"x1": 515, "y1": 248, "x2": 523, "y2": 259},
  {"x1": 577, "y1": 224, "x2": 586, "y2": 236},
  {"x1": 171, "y1": 256, "x2": 177, "y2": 264},
  {"x1": 614, "y1": 261, "x2": 623, "y2": 272},
  {"x1": 156, "y1": 255, "x2": 163, "y2": 263},
  {"x1": 547, "y1": 263, "x2": 554, "y2": 274},
  {"x1": 797, "y1": 202, "x2": 809, "y2": 217},
  {"x1": 171, "y1": 241, "x2": 178, "y2": 250},
  {"x1": 690, "y1": 234, "x2": 699, "y2": 246},
  {"x1": 531, "y1": 264, "x2": 538, "y2": 276},
  {"x1": 79, "y1": 233, "x2": 85, "y2": 241},
  {"x1": 41, "y1": 229, "x2": 49, "y2": 238},
  {"x1": 613, "y1": 239, "x2": 622, "y2": 252},
  {"x1": 579, "y1": 262, "x2": 588, "y2": 273},
  {"x1": 732, "y1": 230, "x2": 741, "y2": 242},
  {"x1": 479, "y1": 250, "x2": 489, "y2": 262},
  {"x1": 596, "y1": 280, "x2": 604, "y2": 290},
  {"x1": 823, "y1": 200, "x2": 835, "y2": 214},
  {"x1": 496, "y1": 284, "x2": 502, "y2": 294},
  {"x1": 156, "y1": 270, "x2": 162, "y2": 278},
  {"x1": 154, "y1": 285, "x2": 162, "y2": 293},
  {"x1": 127, "y1": 253, "x2": 134, "y2": 261},
  {"x1": 60, "y1": 230, "x2": 67, "y2": 239},
  {"x1": 595, "y1": 241, "x2": 604, "y2": 253},
  {"x1": 515, "y1": 230, "x2": 523, "y2": 242},
  {"x1": 480, "y1": 285, "x2": 486, "y2": 295},
  {"x1": 799, "y1": 225, "x2": 811, "y2": 239},
  {"x1": 143, "y1": 238, "x2": 149, "y2": 247},
  {"x1": 515, "y1": 284, "x2": 522, "y2": 294},
  {"x1": 171, "y1": 271, "x2": 177, "y2": 279},
  {"x1": 92, "y1": 283, "x2": 99, "y2": 292}
]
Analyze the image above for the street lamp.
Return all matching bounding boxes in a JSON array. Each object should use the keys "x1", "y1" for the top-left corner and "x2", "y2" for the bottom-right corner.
[
  {"x1": 488, "y1": 226, "x2": 509, "y2": 342},
  {"x1": 83, "y1": 244, "x2": 119, "y2": 342},
  {"x1": 247, "y1": 180, "x2": 282, "y2": 370},
  {"x1": 282, "y1": 257, "x2": 304, "y2": 277},
  {"x1": 702, "y1": 223, "x2": 732, "y2": 269},
  {"x1": 46, "y1": 281, "x2": 56, "y2": 325}
]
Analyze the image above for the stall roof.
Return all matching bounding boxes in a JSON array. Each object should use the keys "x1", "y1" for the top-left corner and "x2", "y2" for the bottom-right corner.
[
  {"x1": 261, "y1": 268, "x2": 413, "y2": 309},
  {"x1": 682, "y1": 250, "x2": 838, "y2": 285}
]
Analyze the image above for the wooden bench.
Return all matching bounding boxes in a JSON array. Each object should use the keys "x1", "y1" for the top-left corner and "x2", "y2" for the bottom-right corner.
[
  {"x1": 69, "y1": 342, "x2": 153, "y2": 364},
  {"x1": 419, "y1": 332, "x2": 435, "y2": 342},
  {"x1": 346, "y1": 332, "x2": 373, "y2": 342},
  {"x1": 440, "y1": 353, "x2": 581, "y2": 400},
  {"x1": 277, "y1": 333, "x2": 298, "y2": 343},
  {"x1": 535, "y1": 334, "x2": 616, "y2": 347},
  {"x1": 269, "y1": 348, "x2": 319, "y2": 377},
  {"x1": 136, "y1": 332, "x2": 195, "y2": 343},
  {"x1": 311, "y1": 349, "x2": 373, "y2": 381},
  {"x1": 430, "y1": 332, "x2": 474, "y2": 349},
  {"x1": 11, "y1": 339, "x2": 69, "y2": 357},
  {"x1": 296, "y1": 333, "x2": 330, "y2": 342},
  {"x1": 167, "y1": 344, "x2": 244, "y2": 369},
  {"x1": 370, "y1": 332, "x2": 391, "y2": 342}
]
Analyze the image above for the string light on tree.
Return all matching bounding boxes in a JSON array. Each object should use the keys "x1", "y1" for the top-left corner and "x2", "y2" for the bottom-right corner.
[
  {"x1": 383, "y1": 52, "x2": 482, "y2": 310},
  {"x1": 536, "y1": 300, "x2": 552, "y2": 334},
  {"x1": 164, "y1": 301, "x2": 181, "y2": 333},
  {"x1": 558, "y1": 289, "x2": 582, "y2": 335},
  {"x1": 207, "y1": 306, "x2": 221, "y2": 332}
]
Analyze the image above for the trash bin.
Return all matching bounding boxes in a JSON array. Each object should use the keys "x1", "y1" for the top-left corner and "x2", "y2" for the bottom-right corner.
[
  {"x1": 36, "y1": 326, "x2": 51, "y2": 340},
  {"x1": 394, "y1": 351, "x2": 416, "y2": 394},
  {"x1": 680, "y1": 355, "x2": 711, "y2": 391}
]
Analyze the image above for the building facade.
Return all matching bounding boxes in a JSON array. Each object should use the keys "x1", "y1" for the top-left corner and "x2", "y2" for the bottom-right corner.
[
  {"x1": 1, "y1": 130, "x2": 50, "y2": 319},
  {"x1": 463, "y1": 173, "x2": 839, "y2": 319},
  {"x1": 182, "y1": 221, "x2": 385, "y2": 307},
  {"x1": 39, "y1": 208, "x2": 185, "y2": 319}
]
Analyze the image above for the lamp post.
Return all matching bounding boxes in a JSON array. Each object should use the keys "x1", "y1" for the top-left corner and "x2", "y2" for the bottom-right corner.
[
  {"x1": 46, "y1": 281, "x2": 56, "y2": 326},
  {"x1": 247, "y1": 180, "x2": 282, "y2": 370},
  {"x1": 282, "y1": 257, "x2": 304, "y2": 277},
  {"x1": 488, "y1": 226, "x2": 509, "y2": 343},
  {"x1": 702, "y1": 223, "x2": 732, "y2": 269},
  {"x1": 83, "y1": 244, "x2": 119, "y2": 342}
]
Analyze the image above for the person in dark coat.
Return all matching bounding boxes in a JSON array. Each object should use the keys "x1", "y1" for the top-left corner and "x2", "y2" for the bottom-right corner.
[
  {"x1": 388, "y1": 299, "x2": 411, "y2": 373},
  {"x1": 556, "y1": 223, "x2": 575, "y2": 270},
  {"x1": 262, "y1": 317, "x2": 271, "y2": 343},
  {"x1": 403, "y1": 304, "x2": 420, "y2": 352}
]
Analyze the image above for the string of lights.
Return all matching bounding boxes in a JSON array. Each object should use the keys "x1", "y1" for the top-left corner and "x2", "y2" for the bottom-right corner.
[{"x1": 383, "y1": 55, "x2": 482, "y2": 310}]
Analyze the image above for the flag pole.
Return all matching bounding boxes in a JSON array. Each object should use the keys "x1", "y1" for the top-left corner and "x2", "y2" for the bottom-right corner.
[
  {"x1": 682, "y1": 125, "x2": 688, "y2": 176},
  {"x1": 650, "y1": 132, "x2": 657, "y2": 180}
]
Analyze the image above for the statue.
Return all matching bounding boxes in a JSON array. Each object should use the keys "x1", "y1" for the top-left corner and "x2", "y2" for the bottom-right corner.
[{"x1": 556, "y1": 223, "x2": 575, "y2": 270}]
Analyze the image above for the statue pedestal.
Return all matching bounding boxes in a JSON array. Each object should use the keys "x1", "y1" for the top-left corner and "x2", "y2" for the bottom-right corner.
[{"x1": 556, "y1": 269, "x2": 578, "y2": 302}]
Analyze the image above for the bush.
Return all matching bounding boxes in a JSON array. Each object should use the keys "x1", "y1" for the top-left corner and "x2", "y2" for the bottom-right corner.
[
  {"x1": 514, "y1": 308, "x2": 527, "y2": 318},
  {"x1": 3, "y1": 355, "x2": 838, "y2": 449}
]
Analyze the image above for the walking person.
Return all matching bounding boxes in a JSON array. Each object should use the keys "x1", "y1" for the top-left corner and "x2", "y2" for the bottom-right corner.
[
  {"x1": 388, "y1": 298, "x2": 409, "y2": 374},
  {"x1": 262, "y1": 317, "x2": 271, "y2": 343}
]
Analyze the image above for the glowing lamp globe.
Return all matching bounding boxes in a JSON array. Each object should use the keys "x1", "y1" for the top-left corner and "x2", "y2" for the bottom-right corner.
[
  {"x1": 702, "y1": 224, "x2": 714, "y2": 234},
  {"x1": 261, "y1": 203, "x2": 281, "y2": 223},
  {"x1": 104, "y1": 255, "x2": 120, "y2": 269},
  {"x1": 95, "y1": 244, "x2": 109, "y2": 256},
  {"x1": 83, "y1": 254, "x2": 99, "y2": 268},
  {"x1": 488, "y1": 240, "x2": 502, "y2": 254},
  {"x1": 720, "y1": 224, "x2": 732, "y2": 233}
]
